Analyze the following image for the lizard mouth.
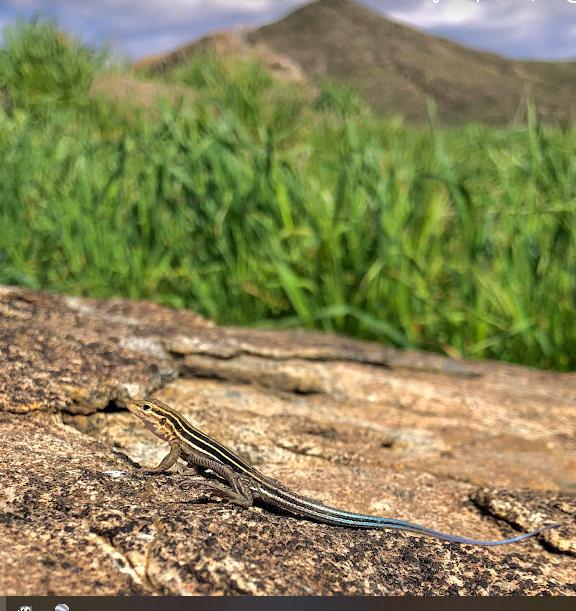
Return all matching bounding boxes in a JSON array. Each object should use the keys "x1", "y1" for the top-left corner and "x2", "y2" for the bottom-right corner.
[{"x1": 124, "y1": 400, "x2": 146, "y2": 416}]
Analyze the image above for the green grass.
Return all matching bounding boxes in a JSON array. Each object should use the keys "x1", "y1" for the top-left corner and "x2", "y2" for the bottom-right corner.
[
  {"x1": 0, "y1": 18, "x2": 104, "y2": 115},
  {"x1": 1, "y1": 21, "x2": 575, "y2": 371}
]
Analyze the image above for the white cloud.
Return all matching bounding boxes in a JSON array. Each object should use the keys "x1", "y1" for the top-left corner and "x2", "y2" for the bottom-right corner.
[
  {"x1": 210, "y1": 0, "x2": 293, "y2": 11},
  {"x1": 387, "y1": 0, "x2": 487, "y2": 28},
  {"x1": 373, "y1": 0, "x2": 576, "y2": 59}
]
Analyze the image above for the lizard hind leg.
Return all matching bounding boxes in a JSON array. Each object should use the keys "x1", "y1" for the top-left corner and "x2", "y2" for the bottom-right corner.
[
  {"x1": 198, "y1": 479, "x2": 254, "y2": 509},
  {"x1": 182, "y1": 448, "x2": 254, "y2": 509},
  {"x1": 228, "y1": 474, "x2": 255, "y2": 507}
]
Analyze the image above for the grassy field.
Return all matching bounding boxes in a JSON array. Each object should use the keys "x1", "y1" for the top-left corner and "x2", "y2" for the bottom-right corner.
[{"x1": 1, "y1": 21, "x2": 575, "y2": 371}]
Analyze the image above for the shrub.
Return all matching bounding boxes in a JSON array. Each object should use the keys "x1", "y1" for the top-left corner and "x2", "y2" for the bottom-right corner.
[{"x1": 0, "y1": 18, "x2": 103, "y2": 115}]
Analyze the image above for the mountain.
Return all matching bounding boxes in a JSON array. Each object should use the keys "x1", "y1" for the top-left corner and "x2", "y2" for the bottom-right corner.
[
  {"x1": 139, "y1": 0, "x2": 576, "y2": 125},
  {"x1": 135, "y1": 30, "x2": 309, "y2": 87}
]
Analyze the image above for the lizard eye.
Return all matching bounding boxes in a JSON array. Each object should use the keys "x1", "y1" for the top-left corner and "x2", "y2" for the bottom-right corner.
[{"x1": 142, "y1": 403, "x2": 152, "y2": 411}]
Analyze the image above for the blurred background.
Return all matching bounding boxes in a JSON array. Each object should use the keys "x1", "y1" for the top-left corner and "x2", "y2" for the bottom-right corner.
[{"x1": 0, "y1": 0, "x2": 575, "y2": 370}]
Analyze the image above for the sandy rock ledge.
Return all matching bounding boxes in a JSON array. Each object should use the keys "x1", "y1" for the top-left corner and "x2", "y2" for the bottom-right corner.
[{"x1": 0, "y1": 287, "x2": 574, "y2": 595}]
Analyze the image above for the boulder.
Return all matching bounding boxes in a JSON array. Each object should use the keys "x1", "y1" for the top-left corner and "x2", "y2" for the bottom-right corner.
[{"x1": 0, "y1": 286, "x2": 574, "y2": 595}]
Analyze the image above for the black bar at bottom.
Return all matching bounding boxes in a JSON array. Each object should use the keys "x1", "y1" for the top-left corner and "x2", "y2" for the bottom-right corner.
[{"x1": 5, "y1": 597, "x2": 576, "y2": 611}]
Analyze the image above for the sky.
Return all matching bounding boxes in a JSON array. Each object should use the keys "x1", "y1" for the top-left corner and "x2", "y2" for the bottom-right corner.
[{"x1": 0, "y1": 0, "x2": 575, "y2": 61}]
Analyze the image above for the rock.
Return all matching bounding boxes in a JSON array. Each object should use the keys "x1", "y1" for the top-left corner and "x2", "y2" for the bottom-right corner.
[
  {"x1": 0, "y1": 286, "x2": 574, "y2": 595},
  {"x1": 0, "y1": 286, "x2": 209, "y2": 414}
]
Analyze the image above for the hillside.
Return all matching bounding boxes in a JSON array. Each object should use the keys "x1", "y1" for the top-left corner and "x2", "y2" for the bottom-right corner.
[
  {"x1": 135, "y1": 30, "x2": 309, "y2": 87},
  {"x1": 141, "y1": 0, "x2": 576, "y2": 125},
  {"x1": 252, "y1": 0, "x2": 576, "y2": 124}
]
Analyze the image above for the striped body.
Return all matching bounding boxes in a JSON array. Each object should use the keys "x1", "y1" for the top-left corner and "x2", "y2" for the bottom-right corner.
[{"x1": 126, "y1": 398, "x2": 563, "y2": 546}]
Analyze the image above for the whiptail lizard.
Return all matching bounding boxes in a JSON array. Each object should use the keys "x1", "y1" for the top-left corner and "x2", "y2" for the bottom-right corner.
[{"x1": 126, "y1": 398, "x2": 567, "y2": 546}]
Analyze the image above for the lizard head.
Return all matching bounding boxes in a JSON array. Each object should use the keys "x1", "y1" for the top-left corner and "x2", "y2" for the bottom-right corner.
[{"x1": 125, "y1": 398, "x2": 178, "y2": 441}]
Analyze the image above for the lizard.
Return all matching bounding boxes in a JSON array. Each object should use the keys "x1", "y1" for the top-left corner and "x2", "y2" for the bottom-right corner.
[{"x1": 125, "y1": 398, "x2": 567, "y2": 546}]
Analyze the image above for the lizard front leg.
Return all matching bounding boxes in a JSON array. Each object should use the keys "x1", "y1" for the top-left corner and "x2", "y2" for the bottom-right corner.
[{"x1": 144, "y1": 443, "x2": 181, "y2": 473}]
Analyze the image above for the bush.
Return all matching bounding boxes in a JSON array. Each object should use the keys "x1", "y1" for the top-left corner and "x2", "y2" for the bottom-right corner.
[{"x1": 0, "y1": 18, "x2": 103, "y2": 115}]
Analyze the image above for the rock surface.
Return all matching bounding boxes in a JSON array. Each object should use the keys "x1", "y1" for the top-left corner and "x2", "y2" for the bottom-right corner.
[{"x1": 0, "y1": 286, "x2": 574, "y2": 595}]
